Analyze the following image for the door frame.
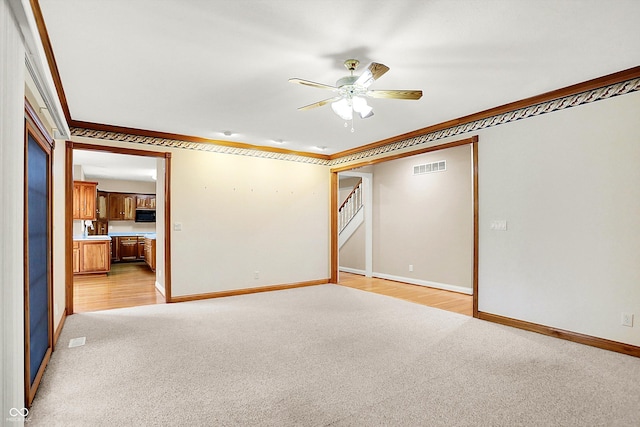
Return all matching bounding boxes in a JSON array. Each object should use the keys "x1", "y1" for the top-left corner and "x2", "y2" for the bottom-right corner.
[
  {"x1": 24, "y1": 100, "x2": 54, "y2": 407},
  {"x1": 65, "y1": 142, "x2": 172, "y2": 314},
  {"x1": 330, "y1": 135, "x2": 479, "y2": 317}
]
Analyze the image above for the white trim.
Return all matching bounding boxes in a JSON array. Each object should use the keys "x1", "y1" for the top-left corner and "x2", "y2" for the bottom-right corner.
[
  {"x1": 8, "y1": 0, "x2": 70, "y2": 138},
  {"x1": 373, "y1": 272, "x2": 473, "y2": 295},
  {"x1": 338, "y1": 269, "x2": 473, "y2": 295},
  {"x1": 1, "y1": 0, "x2": 27, "y2": 417},
  {"x1": 338, "y1": 207, "x2": 363, "y2": 249},
  {"x1": 338, "y1": 171, "x2": 373, "y2": 277},
  {"x1": 338, "y1": 267, "x2": 365, "y2": 275},
  {"x1": 155, "y1": 280, "x2": 165, "y2": 297}
]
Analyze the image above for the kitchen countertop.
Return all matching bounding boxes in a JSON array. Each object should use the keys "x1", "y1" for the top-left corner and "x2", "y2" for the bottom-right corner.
[
  {"x1": 73, "y1": 235, "x2": 112, "y2": 241},
  {"x1": 74, "y1": 232, "x2": 157, "y2": 240},
  {"x1": 109, "y1": 232, "x2": 157, "y2": 239}
]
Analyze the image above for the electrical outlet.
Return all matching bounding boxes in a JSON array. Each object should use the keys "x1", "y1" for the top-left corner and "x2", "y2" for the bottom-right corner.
[
  {"x1": 622, "y1": 313, "x2": 634, "y2": 327},
  {"x1": 254, "y1": 271, "x2": 259, "y2": 280},
  {"x1": 409, "y1": 264, "x2": 413, "y2": 272}
]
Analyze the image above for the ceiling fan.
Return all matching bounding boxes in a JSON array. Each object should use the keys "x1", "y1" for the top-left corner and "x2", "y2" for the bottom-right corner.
[{"x1": 289, "y1": 59, "x2": 422, "y2": 124}]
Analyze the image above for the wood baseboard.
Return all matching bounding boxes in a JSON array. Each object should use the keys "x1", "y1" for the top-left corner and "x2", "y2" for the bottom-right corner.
[
  {"x1": 53, "y1": 309, "x2": 67, "y2": 349},
  {"x1": 478, "y1": 311, "x2": 640, "y2": 358},
  {"x1": 169, "y1": 279, "x2": 330, "y2": 303}
]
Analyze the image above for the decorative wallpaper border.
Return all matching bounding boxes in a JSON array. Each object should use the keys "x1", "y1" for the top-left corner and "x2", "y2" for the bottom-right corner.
[
  {"x1": 71, "y1": 77, "x2": 640, "y2": 167},
  {"x1": 328, "y1": 77, "x2": 640, "y2": 166}
]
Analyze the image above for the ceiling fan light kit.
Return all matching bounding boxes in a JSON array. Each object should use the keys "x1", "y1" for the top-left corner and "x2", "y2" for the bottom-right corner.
[{"x1": 289, "y1": 59, "x2": 422, "y2": 131}]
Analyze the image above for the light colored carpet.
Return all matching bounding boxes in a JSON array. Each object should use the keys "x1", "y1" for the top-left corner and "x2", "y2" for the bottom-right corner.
[{"x1": 29, "y1": 284, "x2": 640, "y2": 426}]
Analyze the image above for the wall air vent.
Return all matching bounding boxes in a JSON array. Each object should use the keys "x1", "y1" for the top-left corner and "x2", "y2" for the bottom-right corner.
[{"x1": 413, "y1": 160, "x2": 446, "y2": 175}]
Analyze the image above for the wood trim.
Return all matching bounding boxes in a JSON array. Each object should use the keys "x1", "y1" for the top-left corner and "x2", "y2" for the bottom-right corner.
[
  {"x1": 65, "y1": 142, "x2": 172, "y2": 312},
  {"x1": 29, "y1": 0, "x2": 71, "y2": 123},
  {"x1": 329, "y1": 66, "x2": 640, "y2": 160},
  {"x1": 330, "y1": 136, "x2": 478, "y2": 173},
  {"x1": 478, "y1": 312, "x2": 640, "y2": 358},
  {"x1": 169, "y1": 279, "x2": 329, "y2": 304},
  {"x1": 164, "y1": 153, "x2": 172, "y2": 302},
  {"x1": 472, "y1": 141, "x2": 479, "y2": 318},
  {"x1": 53, "y1": 309, "x2": 67, "y2": 349},
  {"x1": 25, "y1": 98, "x2": 54, "y2": 147},
  {"x1": 329, "y1": 136, "x2": 479, "y2": 312},
  {"x1": 65, "y1": 141, "x2": 74, "y2": 313},
  {"x1": 24, "y1": 103, "x2": 55, "y2": 407},
  {"x1": 71, "y1": 142, "x2": 168, "y2": 158},
  {"x1": 330, "y1": 173, "x2": 339, "y2": 284},
  {"x1": 71, "y1": 120, "x2": 331, "y2": 161}
]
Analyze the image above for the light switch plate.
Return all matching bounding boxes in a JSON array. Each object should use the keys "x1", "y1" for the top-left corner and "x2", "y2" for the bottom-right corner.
[
  {"x1": 490, "y1": 220, "x2": 507, "y2": 231},
  {"x1": 173, "y1": 222, "x2": 182, "y2": 231}
]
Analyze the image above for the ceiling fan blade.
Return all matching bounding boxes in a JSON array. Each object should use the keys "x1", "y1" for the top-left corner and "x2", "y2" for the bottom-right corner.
[
  {"x1": 289, "y1": 78, "x2": 338, "y2": 91},
  {"x1": 355, "y1": 62, "x2": 390, "y2": 88},
  {"x1": 298, "y1": 96, "x2": 343, "y2": 111},
  {"x1": 367, "y1": 89, "x2": 423, "y2": 100}
]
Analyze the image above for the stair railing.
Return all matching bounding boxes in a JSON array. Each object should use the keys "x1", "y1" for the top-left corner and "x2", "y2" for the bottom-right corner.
[{"x1": 338, "y1": 179, "x2": 363, "y2": 233}]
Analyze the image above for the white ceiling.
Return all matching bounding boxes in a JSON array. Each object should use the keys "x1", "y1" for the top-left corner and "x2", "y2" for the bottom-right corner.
[
  {"x1": 73, "y1": 149, "x2": 157, "y2": 182},
  {"x1": 39, "y1": 0, "x2": 640, "y2": 156}
]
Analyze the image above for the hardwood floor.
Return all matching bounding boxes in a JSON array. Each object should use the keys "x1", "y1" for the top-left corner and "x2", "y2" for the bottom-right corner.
[
  {"x1": 73, "y1": 266, "x2": 471, "y2": 315},
  {"x1": 337, "y1": 272, "x2": 473, "y2": 316},
  {"x1": 73, "y1": 262, "x2": 164, "y2": 313}
]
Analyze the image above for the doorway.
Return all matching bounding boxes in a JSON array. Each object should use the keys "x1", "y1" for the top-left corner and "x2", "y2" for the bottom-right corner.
[
  {"x1": 65, "y1": 142, "x2": 172, "y2": 314},
  {"x1": 331, "y1": 136, "x2": 479, "y2": 317}
]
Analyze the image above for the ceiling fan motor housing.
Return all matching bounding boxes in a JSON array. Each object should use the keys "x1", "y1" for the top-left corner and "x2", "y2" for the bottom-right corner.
[{"x1": 336, "y1": 75, "x2": 366, "y2": 98}]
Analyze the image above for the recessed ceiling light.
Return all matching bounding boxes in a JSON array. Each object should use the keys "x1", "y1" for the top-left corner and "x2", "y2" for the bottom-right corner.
[
  {"x1": 273, "y1": 139, "x2": 284, "y2": 145},
  {"x1": 314, "y1": 146, "x2": 328, "y2": 151},
  {"x1": 222, "y1": 131, "x2": 233, "y2": 136}
]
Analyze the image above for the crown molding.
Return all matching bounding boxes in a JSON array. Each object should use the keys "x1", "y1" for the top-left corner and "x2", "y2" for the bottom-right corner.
[
  {"x1": 328, "y1": 70, "x2": 640, "y2": 167},
  {"x1": 70, "y1": 124, "x2": 331, "y2": 165}
]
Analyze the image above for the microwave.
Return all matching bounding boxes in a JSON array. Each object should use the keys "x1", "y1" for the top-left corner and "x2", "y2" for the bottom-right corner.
[{"x1": 135, "y1": 209, "x2": 156, "y2": 223}]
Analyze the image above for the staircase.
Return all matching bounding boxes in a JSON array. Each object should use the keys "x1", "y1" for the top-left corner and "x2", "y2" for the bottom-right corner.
[{"x1": 338, "y1": 179, "x2": 364, "y2": 248}]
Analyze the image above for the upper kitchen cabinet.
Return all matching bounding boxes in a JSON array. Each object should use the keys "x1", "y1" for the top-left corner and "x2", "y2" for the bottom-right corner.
[
  {"x1": 136, "y1": 194, "x2": 156, "y2": 209},
  {"x1": 108, "y1": 193, "x2": 136, "y2": 220},
  {"x1": 96, "y1": 191, "x2": 109, "y2": 220},
  {"x1": 73, "y1": 181, "x2": 98, "y2": 220}
]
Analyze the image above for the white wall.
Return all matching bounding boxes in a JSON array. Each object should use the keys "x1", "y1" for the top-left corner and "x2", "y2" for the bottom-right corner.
[
  {"x1": 477, "y1": 91, "x2": 640, "y2": 346},
  {"x1": 339, "y1": 220, "x2": 366, "y2": 271},
  {"x1": 170, "y1": 148, "x2": 330, "y2": 296},
  {"x1": 336, "y1": 91, "x2": 640, "y2": 346},
  {"x1": 66, "y1": 136, "x2": 330, "y2": 298},
  {"x1": 1, "y1": 0, "x2": 25, "y2": 416},
  {"x1": 94, "y1": 177, "x2": 156, "y2": 194},
  {"x1": 373, "y1": 145, "x2": 473, "y2": 291}
]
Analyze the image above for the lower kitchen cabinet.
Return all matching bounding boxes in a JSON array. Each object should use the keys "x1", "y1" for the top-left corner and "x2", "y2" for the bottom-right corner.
[
  {"x1": 144, "y1": 237, "x2": 156, "y2": 272},
  {"x1": 110, "y1": 235, "x2": 152, "y2": 264},
  {"x1": 119, "y1": 236, "x2": 138, "y2": 261},
  {"x1": 73, "y1": 239, "x2": 111, "y2": 274}
]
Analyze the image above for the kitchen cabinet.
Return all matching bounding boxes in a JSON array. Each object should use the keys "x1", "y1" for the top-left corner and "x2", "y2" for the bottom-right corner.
[
  {"x1": 72, "y1": 241, "x2": 80, "y2": 273},
  {"x1": 136, "y1": 194, "x2": 156, "y2": 209},
  {"x1": 110, "y1": 235, "x2": 153, "y2": 263},
  {"x1": 88, "y1": 191, "x2": 109, "y2": 236},
  {"x1": 137, "y1": 238, "x2": 145, "y2": 260},
  {"x1": 73, "y1": 239, "x2": 111, "y2": 274},
  {"x1": 108, "y1": 193, "x2": 136, "y2": 220},
  {"x1": 111, "y1": 237, "x2": 119, "y2": 261},
  {"x1": 144, "y1": 237, "x2": 156, "y2": 272},
  {"x1": 96, "y1": 191, "x2": 109, "y2": 219},
  {"x1": 73, "y1": 181, "x2": 98, "y2": 220},
  {"x1": 118, "y1": 236, "x2": 139, "y2": 261}
]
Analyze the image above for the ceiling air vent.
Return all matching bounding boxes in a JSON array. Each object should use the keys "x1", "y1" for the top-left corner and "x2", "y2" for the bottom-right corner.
[{"x1": 413, "y1": 160, "x2": 446, "y2": 175}]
